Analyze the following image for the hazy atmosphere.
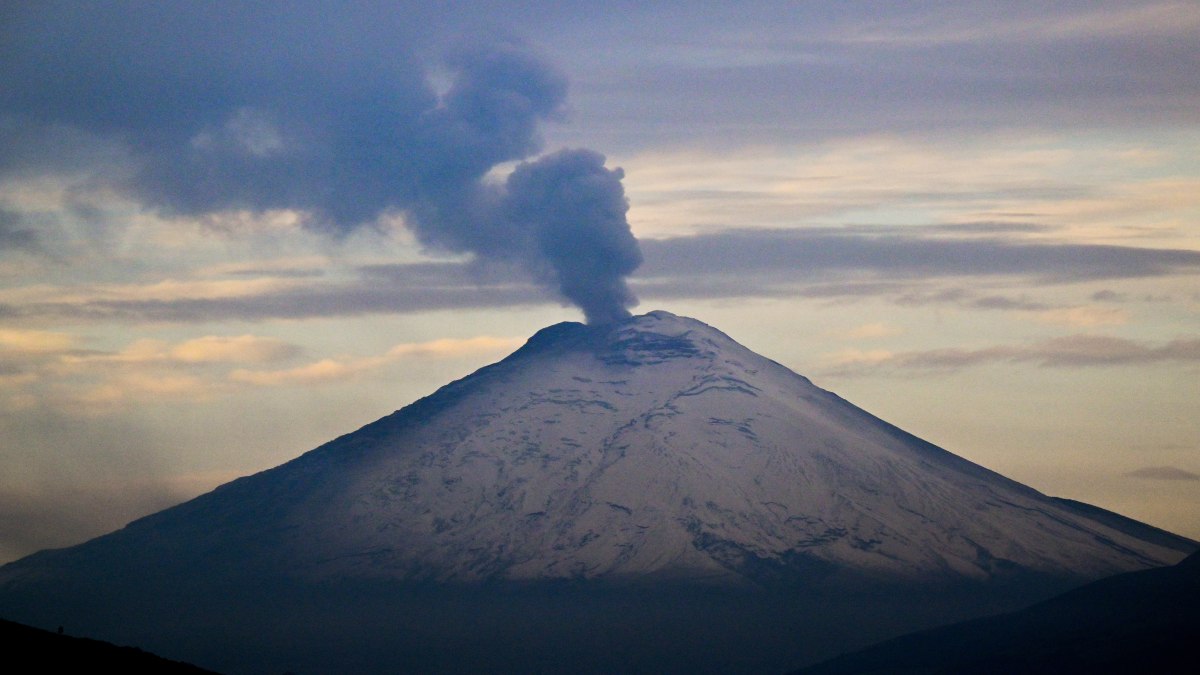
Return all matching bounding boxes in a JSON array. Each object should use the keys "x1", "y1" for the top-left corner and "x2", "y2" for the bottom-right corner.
[{"x1": 2, "y1": 1, "x2": 1198, "y2": 564}]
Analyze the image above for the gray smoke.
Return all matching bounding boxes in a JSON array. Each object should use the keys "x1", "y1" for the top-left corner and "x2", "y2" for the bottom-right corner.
[
  {"x1": 411, "y1": 148, "x2": 640, "y2": 324},
  {"x1": 405, "y1": 43, "x2": 641, "y2": 323},
  {"x1": 0, "y1": 6, "x2": 641, "y2": 322}
]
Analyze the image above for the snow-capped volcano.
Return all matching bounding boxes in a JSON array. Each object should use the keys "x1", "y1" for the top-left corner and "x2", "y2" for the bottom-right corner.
[
  {"x1": 11, "y1": 310, "x2": 1182, "y2": 585},
  {"x1": 1, "y1": 311, "x2": 1192, "y2": 673},
  {"x1": 214, "y1": 309, "x2": 1180, "y2": 586}
]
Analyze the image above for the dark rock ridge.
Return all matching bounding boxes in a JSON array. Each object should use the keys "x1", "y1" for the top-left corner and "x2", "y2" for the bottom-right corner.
[
  {"x1": 795, "y1": 549, "x2": 1200, "y2": 674},
  {"x1": 0, "y1": 618, "x2": 218, "y2": 673}
]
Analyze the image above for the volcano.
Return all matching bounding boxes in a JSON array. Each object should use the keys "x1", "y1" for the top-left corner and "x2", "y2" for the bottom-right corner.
[{"x1": 1, "y1": 311, "x2": 1192, "y2": 673}]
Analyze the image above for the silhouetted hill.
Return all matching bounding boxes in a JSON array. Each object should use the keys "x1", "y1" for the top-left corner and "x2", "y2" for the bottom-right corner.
[
  {"x1": 795, "y1": 551, "x2": 1200, "y2": 674},
  {"x1": 0, "y1": 617, "x2": 217, "y2": 673}
]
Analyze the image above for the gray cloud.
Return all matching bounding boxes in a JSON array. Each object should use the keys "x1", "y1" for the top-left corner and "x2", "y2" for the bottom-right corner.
[
  {"x1": 969, "y1": 295, "x2": 1054, "y2": 311},
  {"x1": 227, "y1": 267, "x2": 327, "y2": 279},
  {"x1": 858, "y1": 335, "x2": 1200, "y2": 371},
  {"x1": 1, "y1": 5, "x2": 641, "y2": 323},
  {"x1": 1125, "y1": 466, "x2": 1200, "y2": 481},
  {"x1": 5, "y1": 4, "x2": 1198, "y2": 182},
  {"x1": 6, "y1": 227, "x2": 1199, "y2": 324},
  {"x1": 919, "y1": 222, "x2": 1058, "y2": 235},
  {"x1": 544, "y1": 2, "x2": 1200, "y2": 151},
  {"x1": 0, "y1": 208, "x2": 38, "y2": 252},
  {"x1": 638, "y1": 228, "x2": 1200, "y2": 287},
  {"x1": 4, "y1": 282, "x2": 542, "y2": 325},
  {"x1": 4, "y1": 4, "x2": 1193, "y2": 323}
]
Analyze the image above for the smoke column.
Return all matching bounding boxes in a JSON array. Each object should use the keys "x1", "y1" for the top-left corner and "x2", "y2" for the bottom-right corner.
[
  {"x1": 407, "y1": 43, "x2": 642, "y2": 323},
  {"x1": 0, "y1": 9, "x2": 641, "y2": 322}
]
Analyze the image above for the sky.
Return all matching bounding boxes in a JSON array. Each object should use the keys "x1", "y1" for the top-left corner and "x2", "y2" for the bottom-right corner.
[{"x1": 1, "y1": 1, "x2": 1197, "y2": 563}]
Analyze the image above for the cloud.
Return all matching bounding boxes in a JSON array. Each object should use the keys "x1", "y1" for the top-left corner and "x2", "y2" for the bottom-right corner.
[
  {"x1": 845, "y1": 322, "x2": 904, "y2": 340},
  {"x1": 940, "y1": 295, "x2": 1130, "y2": 326},
  {"x1": 59, "y1": 334, "x2": 301, "y2": 365},
  {"x1": 230, "y1": 359, "x2": 357, "y2": 388},
  {"x1": 169, "y1": 335, "x2": 301, "y2": 363},
  {"x1": 828, "y1": 334, "x2": 1200, "y2": 372},
  {"x1": 637, "y1": 227, "x2": 1200, "y2": 288},
  {"x1": 969, "y1": 295, "x2": 1053, "y2": 311},
  {"x1": 0, "y1": 330, "x2": 523, "y2": 417},
  {"x1": 385, "y1": 336, "x2": 525, "y2": 359},
  {"x1": 825, "y1": 348, "x2": 898, "y2": 368},
  {"x1": 1028, "y1": 306, "x2": 1129, "y2": 327},
  {"x1": 833, "y1": 2, "x2": 1200, "y2": 46},
  {"x1": 555, "y1": 2, "x2": 1200, "y2": 149},
  {"x1": 0, "y1": 259, "x2": 549, "y2": 323},
  {"x1": 0, "y1": 328, "x2": 75, "y2": 353},
  {"x1": 5, "y1": 278, "x2": 545, "y2": 324},
  {"x1": 1125, "y1": 466, "x2": 1200, "y2": 481},
  {"x1": 0, "y1": 208, "x2": 38, "y2": 252},
  {"x1": 0, "y1": 333, "x2": 302, "y2": 414},
  {"x1": 924, "y1": 222, "x2": 1056, "y2": 235},
  {"x1": 1, "y1": 6, "x2": 642, "y2": 323},
  {"x1": 94, "y1": 373, "x2": 215, "y2": 401},
  {"x1": 231, "y1": 335, "x2": 522, "y2": 388},
  {"x1": 3, "y1": 227, "x2": 1197, "y2": 324}
]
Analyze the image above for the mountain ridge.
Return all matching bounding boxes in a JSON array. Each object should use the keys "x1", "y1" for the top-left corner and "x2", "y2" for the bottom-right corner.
[{"x1": 794, "y1": 550, "x2": 1200, "y2": 674}]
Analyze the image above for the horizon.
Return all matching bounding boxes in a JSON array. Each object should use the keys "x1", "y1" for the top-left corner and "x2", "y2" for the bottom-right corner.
[{"x1": 2, "y1": 1, "x2": 1198, "y2": 564}]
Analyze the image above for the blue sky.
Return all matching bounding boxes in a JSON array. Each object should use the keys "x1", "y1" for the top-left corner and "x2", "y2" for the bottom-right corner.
[{"x1": 1, "y1": 1, "x2": 1198, "y2": 562}]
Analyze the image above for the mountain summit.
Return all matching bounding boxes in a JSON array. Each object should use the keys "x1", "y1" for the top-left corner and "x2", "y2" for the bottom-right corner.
[{"x1": 1, "y1": 311, "x2": 1192, "y2": 673}]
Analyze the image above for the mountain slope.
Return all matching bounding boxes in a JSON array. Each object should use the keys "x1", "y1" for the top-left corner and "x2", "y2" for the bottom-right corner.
[
  {"x1": 54, "y1": 310, "x2": 1181, "y2": 585},
  {"x1": 0, "y1": 618, "x2": 217, "y2": 674},
  {"x1": 795, "y1": 550, "x2": 1200, "y2": 674},
  {"x1": 0, "y1": 311, "x2": 1192, "y2": 673}
]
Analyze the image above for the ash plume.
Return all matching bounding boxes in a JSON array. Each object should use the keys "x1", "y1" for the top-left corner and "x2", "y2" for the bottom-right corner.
[
  {"x1": 406, "y1": 44, "x2": 641, "y2": 323},
  {"x1": 0, "y1": 6, "x2": 641, "y2": 322}
]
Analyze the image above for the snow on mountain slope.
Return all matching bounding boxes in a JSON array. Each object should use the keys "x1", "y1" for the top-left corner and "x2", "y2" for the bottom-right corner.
[
  {"x1": 280, "y1": 310, "x2": 1187, "y2": 584},
  {"x1": 2, "y1": 312, "x2": 1190, "y2": 593},
  {"x1": 33, "y1": 309, "x2": 1174, "y2": 592}
]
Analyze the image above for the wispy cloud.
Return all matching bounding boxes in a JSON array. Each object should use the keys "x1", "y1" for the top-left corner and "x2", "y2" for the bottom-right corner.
[
  {"x1": 0, "y1": 208, "x2": 39, "y2": 252},
  {"x1": 1126, "y1": 466, "x2": 1200, "y2": 481},
  {"x1": 826, "y1": 334, "x2": 1200, "y2": 373},
  {"x1": 1, "y1": 330, "x2": 524, "y2": 415},
  {"x1": 1, "y1": 271, "x2": 544, "y2": 323},
  {"x1": 0, "y1": 333, "x2": 303, "y2": 412},
  {"x1": 73, "y1": 372, "x2": 218, "y2": 408},
  {"x1": 1028, "y1": 306, "x2": 1129, "y2": 327},
  {"x1": 833, "y1": 2, "x2": 1200, "y2": 46},
  {"x1": 61, "y1": 335, "x2": 301, "y2": 365},
  {"x1": 571, "y1": 3, "x2": 1200, "y2": 147},
  {"x1": 844, "y1": 322, "x2": 904, "y2": 340},
  {"x1": 1, "y1": 6, "x2": 644, "y2": 322},
  {"x1": 3, "y1": 227, "x2": 1196, "y2": 324},
  {"x1": 384, "y1": 336, "x2": 524, "y2": 359},
  {"x1": 638, "y1": 227, "x2": 1200, "y2": 287},
  {"x1": 230, "y1": 336, "x2": 522, "y2": 388},
  {"x1": 0, "y1": 328, "x2": 76, "y2": 353},
  {"x1": 229, "y1": 359, "x2": 360, "y2": 388},
  {"x1": 169, "y1": 335, "x2": 301, "y2": 363},
  {"x1": 943, "y1": 295, "x2": 1130, "y2": 325}
]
